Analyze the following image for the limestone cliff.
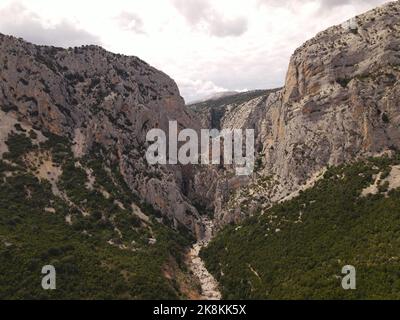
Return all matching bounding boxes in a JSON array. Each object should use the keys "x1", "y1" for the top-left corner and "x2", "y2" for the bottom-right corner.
[
  {"x1": 0, "y1": 33, "x2": 203, "y2": 235},
  {"x1": 190, "y1": 1, "x2": 400, "y2": 228}
]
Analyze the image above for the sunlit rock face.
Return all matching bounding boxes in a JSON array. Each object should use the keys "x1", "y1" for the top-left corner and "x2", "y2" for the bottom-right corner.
[
  {"x1": 261, "y1": 1, "x2": 400, "y2": 199},
  {"x1": 190, "y1": 2, "x2": 400, "y2": 228}
]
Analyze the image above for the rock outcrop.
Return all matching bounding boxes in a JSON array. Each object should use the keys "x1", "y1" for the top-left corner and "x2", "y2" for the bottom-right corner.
[
  {"x1": 0, "y1": 33, "x2": 203, "y2": 235},
  {"x1": 263, "y1": 1, "x2": 400, "y2": 199},
  {"x1": 190, "y1": 1, "x2": 400, "y2": 228}
]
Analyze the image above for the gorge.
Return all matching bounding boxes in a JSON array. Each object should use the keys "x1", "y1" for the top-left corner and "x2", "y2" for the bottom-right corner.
[{"x1": 1, "y1": 1, "x2": 400, "y2": 299}]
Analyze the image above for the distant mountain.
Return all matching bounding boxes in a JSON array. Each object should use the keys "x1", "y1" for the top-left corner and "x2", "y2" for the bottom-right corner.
[
  {"x1": 188, "y1": 89, "x2": 280, "y2": 129},
  {"x1": 188, "y1": 91, "x2": 239, "y2": 105}
]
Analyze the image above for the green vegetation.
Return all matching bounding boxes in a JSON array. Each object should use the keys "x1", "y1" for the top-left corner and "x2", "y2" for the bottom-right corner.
[
  {"x1": 201, "y1": 156, "x2": 400, "y2": 299},
  {"x1": 4, "y1": 133, "x2": 35, "y2": 161},
  {"x1": 382, "y1": 113, "x2": 390, "y2": 124},
  {"x1": 0, "y1": 104, "x2": 18, "y2": 113},
  {"x1": 0, "y1": 133, "x2": 193, "y2": 299},
  {"x1": 337, "y1": 78, "x2": 351, "y2": 88},
  {"x1": 350, "y1": 27, "x2": 359, "y2": 35}
]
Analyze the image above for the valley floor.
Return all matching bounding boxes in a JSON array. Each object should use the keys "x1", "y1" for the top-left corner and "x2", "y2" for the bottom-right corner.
[{"x1": 185, "y1": 218, "x2": 221, "y2": 300}]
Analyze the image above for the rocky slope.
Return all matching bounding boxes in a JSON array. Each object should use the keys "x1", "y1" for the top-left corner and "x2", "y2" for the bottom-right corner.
[
  {"x1": 190, "y1": 1, "x2": 400, "y2": 228},
  {"x1": 0, "y1": 34, "x2": 212, "y2": 298},
  {"x1": 0, "y1": 34, "x2": 206, "y2": 236},
  {"x1": 202, "y1": 155, "x2": 400, "y2": 299},
  {"x1": 0, "y1": 115, "x2": 199, "y2": 299},
  {"x1": 188, "y1": 89, "x2": 275, "y2": 130},
  {"x1": 263, "y1": 0, "x2": 400, "y2": 198}
]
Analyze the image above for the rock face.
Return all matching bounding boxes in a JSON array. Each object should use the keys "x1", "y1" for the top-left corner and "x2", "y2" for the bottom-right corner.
[
  {"x1": 189, "y1": 1, "x2": 400, "y2": 228},
  {"x1": 189, "y1": 90, "x2": 274, "y2": 131},
  {"x1": 263, "y1": 1, "x2": 400, "y2": 199},
  {"x1": 0, "y1": 34, "x2": 203, "y2": 235}
]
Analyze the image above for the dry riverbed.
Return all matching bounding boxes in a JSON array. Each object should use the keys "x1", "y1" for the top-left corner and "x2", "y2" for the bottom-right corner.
[{"x1": 186, "y1": 218, "x2": 222, "y2": 300}]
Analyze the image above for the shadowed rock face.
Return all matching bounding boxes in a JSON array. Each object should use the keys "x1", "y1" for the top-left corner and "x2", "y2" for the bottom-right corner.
[{"x1": 0, "y1": 33, "x2": 204, "y2": 236}]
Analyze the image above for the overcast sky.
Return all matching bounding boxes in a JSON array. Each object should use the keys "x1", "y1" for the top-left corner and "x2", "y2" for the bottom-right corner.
[{"x1": 0, "y1": 0, "x2": 392, "y2": 103}]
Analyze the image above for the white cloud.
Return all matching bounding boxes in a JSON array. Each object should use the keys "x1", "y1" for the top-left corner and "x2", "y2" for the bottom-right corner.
[
  {"x1": 171, "y1": 0, "x2": 248, "y2": 37},
  {"x1": 0, "y1": 2, "x2": 101, "y2": 47},
  {"x1": 177, "y1": 78, "x2": 230, "y2": 104},
  {"x1": 0, "y1": 0, "x2": 392, "y2": 102},
  {"x1": 207, "y1": 16, "x2": 248, "y2": 38},
  {"x1": 115, "y1": 11, "x2": 145, "y2": 34}
]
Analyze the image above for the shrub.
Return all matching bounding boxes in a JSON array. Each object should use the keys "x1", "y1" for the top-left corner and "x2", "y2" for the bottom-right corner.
[
  {"x1": 382, "y1": 113, "x2": 390, "y2": 123},
  {"x1": 337, "y1": 78, "x2": 351, "y2": 88}
]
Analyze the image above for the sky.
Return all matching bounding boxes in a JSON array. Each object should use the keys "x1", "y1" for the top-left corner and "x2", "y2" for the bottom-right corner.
[{"x1": 0, "y1": 0, "x2": 393, "y2": 103}]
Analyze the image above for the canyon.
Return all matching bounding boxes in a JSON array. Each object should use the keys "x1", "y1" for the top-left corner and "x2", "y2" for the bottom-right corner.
[{"x1": 0, "y1": 1, "x2": 400, "y2": 299}]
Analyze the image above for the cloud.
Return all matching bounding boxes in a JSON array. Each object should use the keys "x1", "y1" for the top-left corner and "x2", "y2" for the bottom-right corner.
[
  {"x1": 172, "y1": 0, "x2": 210, "y2": 25},
  {"x1": 115, "y1": 11, "x2": 145, "y2": 34},
  {"x1": 172, "y1": 0, "x2": 248, "y2": 37},
  {"x1": 207, "y1": 16, "x2": 248, "y2": 38},
  {"x1": 176, "y1": 78, "x2": 231, "y2": 103},
  {"x1": 319, "y1": 0, "x2": 383, "y2": 10},
  {"x1": 258, "y1": 0, "x2": 385, "y2": 12},
  {"x1": 316, "y1": 0, "x2": 385, "y2": 13},
  {"x1": 0, "y1": 2, "x2": 101, "y2": 47}
]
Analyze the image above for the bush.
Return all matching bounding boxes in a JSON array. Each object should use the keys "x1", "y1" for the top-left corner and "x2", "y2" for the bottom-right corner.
[
  {"x1": 382, "y1": 113, "x2": 390, "y2": 123},
  {"x1": 337, "y1": 78, "x2": 351, "y2": 88},
  {"x1": 4, "y1": 133, "x2": 34, "y2": 161}
]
